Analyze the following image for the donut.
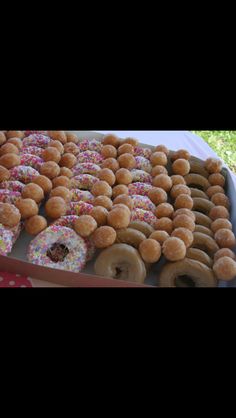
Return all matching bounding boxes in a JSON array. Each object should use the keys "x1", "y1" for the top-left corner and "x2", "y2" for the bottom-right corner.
[
  {"x1": 71, "y1": 189, "x2": 94, "y2": 203},
  {"x1": 133, "y1": 146, "x2": 151, "y2": 159},
  {"x1": 77, "y1": 151, "x2": 104, "y2": 165},
  {"x1": 131, "y1": 195, "x2": 156, "y2": 213},
  {"x1": 98, "y1": 169, "x2": 116, "y2": 186},
  {"x1": 6, "y1": 131, "x2": 25, "y2": 139},
  {"x1": 205, "y1": 158, "x2": 222, "y2": 174},
  {"x1": 0, "y1": 165, "x2": 10, "y2": 182},
  {"x1": 101, "y1": 145, "x2": 117, "y2": 159},
  {"x1": 190, "y1": 188, "x2": 209, "y2": 200},
  {"x1": 149, "y1": 230, "x2": 170, "y2": 245},
  {"x1": 139, "y1": 239, "x2": 161, "y2": 263},
  {"x1": 63, "y1": 142, "x2": 80, "y2": 155},
  {"x1": 0, "y1": 131, "x2": 6, "y2": 146},
  {"x1": 49, "y1": 140, "x2": 64, "y2": 155},
  {"x1": 150, "y1": 152, "x2": 167, "y2": 167},
  {"x1": 117, "y1": 144, "x2": 134, "y2": 156},
  {"x1": 108, "y1": 207, "x2": 131, "y2": 229},
  {"x1": 194, "y1": 225, "x2": 214, "y2": 237},
  {"x1": 0, "y1": 203, "x2": 21, "y2": 227},
  {"x1": 129, "y1": 221, "x2": 154, "y2": 237},
  {"x1": 206, "y1": 185, "x2": 225, "y2": 198},
  {"x1": 22, "y1": 134, "x2": 51, "y2": 149},
  {"x1": 214, "y1": 229, "x2": 236, "y2": 249},
  {"x1": 0, "y1": 153, "x2": 20, "y2": 169},
  {"x1": 208, "y1": 173, "x2": 225, "y2": 188},
  {"x1": 25, "y1": 215, "x2": 47, "y2": 235},
  {"x1": 152, "y1": 174, "x2": 172, "y2": 192},
  {"x1": 213, "y1": 257, "x2": 236, "y2": 281},
  {"x1": 131, "y1": 208, "x2": 157, "y2": 228},
  {"x1": 162, "y1": 237, "x2": 186, "y2": 261},
  {"x1": 173, "y1": 214, "x2": 195, "y2": 232},
  {"x1": 192, "y1": 232, "x2": 219, "y2": 256},
  {"x1": 151, "y1": 166, "x2": 168, "y2": 176},
  {"x1": 0, "y1": 180, "x2": 24, "y2": 192},
  {"x1": 170, "y1": 184, "x2": 191, "y2": 200},
  {"x1": 171, "y1": 175, "x2": 186, "y2": 186},
  {"x1": 32, "y1": 175, "x2": 52, "y2": 194},
  {"x1": 45, "y1": 197, "x2": 67, "y2": 219},
  {"x1": 209, "y1": 206, "x2": 229, "y2": 221},
  {"x1": 71, "y1": 174, "x2": 99, "y2": 191},
  {"x1": 94, "y1": 243, "x2": 146, "y2": 283},
  {"x1": 9, "y1": 166, "x2": 39, "y2": 183},
  {"x1": 0, "y1": 143, "x2": 20, "y2": 156},
  {"x1": 91, "y1": 181, "x2": 112, "y2": 198},
  {"x1": 172, "y1": 159, "x2": 190, "y2": 176},
  {"x1": 93, "y1": 196, "x2": 113, "y2": 210},
  {"x1": 192, "y1": 197, "x2": 215, "y2": 214},
  {"x1": 214, "y1": 248, "x2": 236, "y2": 262},
  {"x1": 113, "y1": 194, "x2": 134, "y2": 211},
  {"x1": 148, "y1": 187, "x2": 167, "y2": 205},
  {"x1": 91, "y1": 206, "x2": 108, "y2": 226},
  {"x1": 27, "y1": 225, "x2": 87, "y2": 272},
  {"x1": 21, "y1": 146, "x2": 44, "y2": 157},
  {"x1": 67, "y1": 201, "x2": 93, "y2": 216},
  {"x1": 20, "y1": 154, "x2": 43, "y2": 171},
  {"x1": 211, "y1": 218, "x2": 232, "y2": 234},
  {"x1": 116, "y1": 168, "x2": 132, "y2": 185},
  {"x1": 112, "y1": 185, "x2": 128, "y2": 199},
  {"x1": 193, "y1": 211, "x2": 212, "y2": 228},
  {"x1": 128, "y1": 182, "x2": 153, "y2": 197},
  {"x1": 211, "y1": 193, "x2": 230, "y2": 208},
  {"x1": 131, "y1": 169, "x2": 152, "y2": 184},
  {"x1": 0, "y1": 189, "x2": 21, "y2": 204},
  {"x1": 172, "y1": 149, "x2": 191, "y2": 161},
  {"x1": 7, "y1": 138, "x2": 23, "y2": 151},
  {"x1": 50, "y1": 186, "x2": 72, "y2": 203},
  {"x1": 174, "y1": 194, "x2": 193, "y2": 210},
  {"x1": 121, "y1": 137, "x2": 139, "y2": 147},
  {"x1": 116, "y1": 228, "x2": 146, "y2": 248},
  {"x1": 0, "y1": 224, "x2": 14, "y2": 255},
  {"x1": 171, "y1": 227, "x2": 194, "y2": 248},
  {"x1": 24, "y1": 130, "x2": 48, "y2": 137},
  {"x1": 155, "y1": 145, "x2": 169, "y2": 156},
  {"x1": 48, "y1": 131, "x2": 67, "y2": 144},
  {"x1": 158, "y1": 259, "x2": 216, "y2": 287},
  {"x1": 74, "y1": 215, "x2": 97, "y2": 237},
  {"x1": 155, "y1": 218, "x2": 173, "y2": 235},
  {"x1": 78, "y1": 139, "x2": 102, "y2": 153},
  {"x1": 15, "y1": 198, "x2": 39, "y2": 219},
  {"x1": 101, "y1": 158, "x2": 120, "y2": 173},
  {"x1": 60, "y1": 167, "x2": 73, "y2": 178},
  {"x1": 173, "y1": 209, "x2": 196, "y2": 222},
  {"x1": 186, "y1": 248, "x2": 213, "y2": 268},
  {"x1": 134, "y1": 156, "x2": 152, "y2": 173},
  {"x1": 155, "y1": 203, "x2": 174, "y2": 219},
  {"x1": 184, "y1": 174, "x2": 210, "y2": 191},
  {"x1": 59, "y1": 153, "x2": 77, "y2": 169},
  {"x1": 189, "y1": 159, "x2": 209, "y2": 178},
  {"x1": 93, "y1": 226, "x2": 117, "y2": 248},
  {"x1": 66, "y1": 133, "x2": 79, "y2": 144},
  {"x1": 72, "y1": 162, "x2": 101, "y2": 177},
  {"x1": 52, "y1": 176, "x2": 71, "y2": 189}
]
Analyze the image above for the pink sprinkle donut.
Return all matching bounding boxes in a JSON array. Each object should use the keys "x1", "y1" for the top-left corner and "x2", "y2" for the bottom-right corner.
[
  {"x1": 0, "y1": 223, "x2": 14, "y2": 255},
  {"x1": 131, "y1": 195, "x2": 156, "y2": 213},
  {"x1": 131, "y1": 169, "x2": 152, "y2": 183},
  {"x1": 0, "y1": 190, "x2": 21, "y2": 204},
  {"x1": 9, "y1": 166, "x2": 40, "y2": 183},
  {"x1": 72, "y1": 162, "x2": 101, "y2": 177},
  {"x1": 77, "y1": 151, "x2": 104, "y2": 165},
  {"x1": 20, "y1": 154, "x2": 44, "y2": 171},
  {"x1": 23, "y1": 134, "x2": 51, "y2": 149},
  {"x1": 24, "y1": 131, "x2": 48, "y2": 137},
  {"x1": 71, "y1": 174, "x2": 99, "y2": 190},
  {"x1": 27, "y1": 225, "x2": 87, "y2": 273},
  {"x1": 134, "y1": 156, "x2": 152, "y2": 173},
  {"x1": 71, "y1": 189, "x2": 94, "y2": 203},
  {"x1": 21, "y1": 146, "x2": 44, "y2": 157},
  {"x1": 131, "y1": 208, "x2": 158, "y2": 228},
  {"x1": 133, "y1": 146, "x2": 152, "y2": 159},
  {"x1": 0, "y1": 181, "x2": 25, "y2": 192},
  {"x1": 67, "y1": 201, "x2": 94, "y2": 216},
  {"x1": 10, "y1": 222, "x2": 23, "y2": 242},
  {"x1": 78, "y1": 139, "x2": 102, "y2": 153},
  {"x1": 128, "y1": 182, "x2": 153, "y2": 197}
]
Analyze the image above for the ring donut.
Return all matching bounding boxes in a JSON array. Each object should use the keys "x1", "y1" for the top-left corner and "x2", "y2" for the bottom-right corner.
[
  {"x1": 71, "y1": 189, "x2": 94, "y2": 203},
  {"x1": 186, "y1": 248, "x2": 213, "y2": 268},
  {"x1": 72, "y1": 163, "x2": 101, "y2": 177},
  {"x1": 77, "y1": 151, "x2": 104, "y2": 165},
  {"x1": 133, "y1": 146, "x2": 152, "y2": 159},
  {"x1": 9, "y1": 166, "x2": 40, "y2": 184},
  {"x1": 192, "y1": 232, "x2": 219, "y2": 256},
  {"x1": 70, "y1": 174, "x2": 99, "y2": 190},
  {"x1": 27, "y1": 225, "x2": 87, "y2": 272},
  {"x1": 131, "y1": 208, "x2": 157, "y2": 228},
  {"x1": 158, "y1": 258, "x2": 216, "y2": 287},
  {"x1": 192, "y1": 197, "x2": 215, "y2": 214},
  {"x1": 193, "y1": 211, "x2": 212, "y2": 228},
  {"x1": 131, "y1": 169, "x2": 152, "y2": 184},
  {"x1": 128, "y1": 182, "x2": 153, "y2": 197},
  {"x1": 0, "y1": 180, "x2": 24, "y2": 192},
  {"x1": 20, "y1": 154, "x2": 43, "y2": 170},
  {"x1": 190, "y1": 188, "x2": 209, "y2": 200},
  {"x1": 78, "y1": 139, "x2": 102, "y2": 153},
  {"x1": 0, "y1": 224, "x2": 14, "y2": 255},
  {"x1": 184, "y1": 174, "x2": 210, "y2": 191},
  {"x1": 94, "y1": 243, "x2": 147, "y2": 283},
  {"x1": 21, "y1": 146, "x2": 44, "y2": 157},
  {"x1": 131, "y1": 195, "x2": 156, "y2": 213},
  {"x1": 189, "y1": 159, "x2": 209, "y2": 178},
  {"x1": 24, "y1": 131, "x2": 48, "y2": 137},
  {"x1": 194, "y1": 225, "x2": 214, "y2": 238},
  {"x1": 0, "y1": 190, "x2": 21, "y2": 204},
  {"x1": 67, "y1": 201, "x2": 94, "y2": 216},
  {"x1": 129, "y1": 221, "x2": 154, "y2": 237},
  {"x1": 134, "y1": 156, "x2": 152, "y2": 173},
  {"x1": 23, "y1": 134, "x2": 51, "y2": 149},
  {"x1": 116, "y1": 228, "x2": 146, "y2": 248}
]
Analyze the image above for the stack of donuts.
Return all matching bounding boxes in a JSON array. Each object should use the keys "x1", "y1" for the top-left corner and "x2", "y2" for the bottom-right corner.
[{"x1": 0, "y1": 130, "x2": 235, "y2": 286}]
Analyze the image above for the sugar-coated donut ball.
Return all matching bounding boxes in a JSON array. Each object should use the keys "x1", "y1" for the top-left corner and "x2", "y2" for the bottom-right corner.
[
  {"x1": 7, "y1": 137, "x2": 23, "y2": 150},
  {"x1": 112, "y1": 184, "x2": 129, "y2": 198},
  {"x1": 155, "y1": 203, "x2": 174, "y2": 219},
  {"x1": 0, "y1": 153, "x2": 20, "y2": 169},
  {"x1": 45, "y1": 196, "x2": 67, "y2": 219},
  {"x1": 40, "y1": 161, "x2": 60, "y2": 179},
  {"x1": 0, "y1": 165, "x2": 10, "y2": 182},
  {"x1": 93, "y1": 196, "x2": 113, "y2": 211},
  {"x1": 171, "y1": 175, "x2": 186, "y2": 186},
  {"x1": 91, "y1": 206, "x2": 108, "y2": 226},
  {"x1": 163, "y1": 237, "x2": 186, "y2": 261},
  {"x1": 0, "y1": 131, "x2": 6, "y2": 146},
  {"x1": 173, "y1": 214, "x2": 195, "y2": 232},
  {"x1": 211, "y1": 193, "x2": 230, "y2": 208},
  {"x1": 171, "y1": 227, "x2": 194, "y2": 248},
  {"x1": 101, "y1": 145, "x2": 117, "y2": 159},
  {"x1": 211, "y1": 218, "x2": 232, "y2": 234},
  {"x1": 113, "y1": 194, "x2": 134, "y2": 211},
  {"x1": 172, "y1": 159, "x2": 190, "y2": 176},
  {"x1": 209, "y1": 206, "x2": 229, "y2": 221},
  {"x1": 206, "y1": 185, "x2": 225, "y2": 198},
  {"x1": 49, "y1": 140, "x2": 64, "y2": 154},
  {"x1": 170, "y1": 184, "x2": 191, "y2": 200},
  {"x1": 52, "y1": 176, "x2": 71, "y2": 189},
  {"x1": 22, "y1": 183, "x2": 44, "y2": 203},
  {"x1": 174, "y1": 194, "x2": 193, "y2": 210},
  {"x1": 48, "y1": 131, "x2": 67, "y2": 144},
  {"x1": 155, "y1": 145, "x2": 169, "y2": 156},
  {"x1": 25, "y1": 215, "x2": 47, "y2": 235},
  {"x1": 118, "y1": 143, "x2": 134, "y2": 156},
  {"x1": 59, "y1": 153, "x2": 77, "y2": 169},
  {"x1": 172, "y1": 149, "x2": 191, "y2": 161},
  {"x1": 98, "y1": 168, "x2": 116, "y2": 186},
  {"x1": 213, "y1": 257, "x2": 236, "y2": 281},
  {"x1": 91, "y1": 181, "x2": 112, "y2": 198},
  {"x1": 155, "y1": 217, "x2": 173, "y2": 235},
  {"x1": 151, "y1": 166, "x2": 168, "y2": 177},
  {"x1": 214, "y1": 229, "x2": 236, "y2": 249},
  {"x1": 60, "y1": 167, "x2": 73, "y2": 178},
  {"x1": 121, "y1": 137, "x2": 139, "y2": 147},
  {"x1": 7, "y1": 131, "x2": 25, "y2": 139},
  {"x1": 205, "y1": 158, "x2": 222, "y2": 174},
  {"x1": 93, "y1": 226, "x2": 117, "y2": 248},
  {"x1": 116, "y1": 168, "x2": 133, "y2": 185},
  {"x1": 66, "y1": 132, "x2": 79, "y2": 144},
  {"x1": 208, "y1": 173, "x2": 225, "y2": 187},
  {"x1": 148, "y1": 187, "x2": 167, "y2": 205},
  {"x1": 214, "y1": 248, "x2": 236, "y2": 263},
  {"x1": 74, "y1": 215, "x2": 97, "y2": 237},
  {"x1": 152, "y1": 174, "x2": 172, "y2": 192},
  {"x1": 150, "y1": 152, "x2": 167, "y2": 167},
  {"x1": 101, "y1": 157, "x2": 120, "y2": 172},
  {"x1": 117, "y1": 153, "x2": 136, "y2": 170},
  {"x1": 50, "y1": 186, "x2": 72, "y2": 203},
  {"x1": 42, "y1": 147, "x2": 61, "y2": 163},
  {"x1": 139, "y1": 239, "x2": 161, "y2": 263},
  {"x1": 0, "y1": 143, "x2": 19, "y2": 156},
  {"x1": 107, "y1": 207, "x2": 130, "y2": 229},
  {"x1": 112, "y1": 204, "x2": 131, "y2": 215},
  {"x1": 64, "y1": 142, "x2": 80, "y2": 155},
  {"x1": 102, "y1": 134, "x2": 120, "y2": 148},
  {"x1": 15, "y1": 198, "x2": 39, "y2": 219},
  {"x1": 149, "y1": 230, "x2": 170, "y2": 245},
  {"x1": 0, "y1": 202, "x2": 21, "y2": 227},
  {"x1": 32, "y1": 175, "x2": 52, "y2": 194},
  {"x1": 173, "y1": 208, "x2": 196, "y2": 222}
]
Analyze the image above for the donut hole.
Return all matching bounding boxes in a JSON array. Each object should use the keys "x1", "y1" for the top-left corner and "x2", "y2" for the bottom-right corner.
[
  {"x1": 47, "y1": 243, "x2": 69, "y2": 263},
  {"x1": 175, "y1": 275, "x2": 196, "y2": 287},
  {"x1": 187, "y1": 184, "x2": 204, "y2": 192},
  {"x1": 114, "y1": 264, "x2": 128, "y2": 279}
]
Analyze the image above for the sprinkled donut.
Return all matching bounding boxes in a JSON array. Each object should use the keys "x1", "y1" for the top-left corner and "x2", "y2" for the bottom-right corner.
[
  {"x1": 133, "y1": 146, "x2": 152, "y2": 159},
  {"x1": 0, "y1": 223, "x2": 14, "y2": 255},
  {"x1": 24, "y1": 131, "x2": 48, "y2": 137},
  {"x1": 71, "y1": 189, "x2": 94, "y2": 203},
  {"x1": 128, "y1": 182, "x2": 153, "y2": 197},
  {"x1": 131, "y1": 208, "x2": 157, "y2": 228},
  {"x1": 77, "y1": 151, "x2": 104, "y2": 165},
  {"x1": 27, "y1": 225, "x2": 87, "y2": 273},
  {"x1": 23, "y1": 134, "x2": 51, "y2": 149},
  {"x1": 78, "y1": 139, "x2": 102, "y2": 153},
  {"x1": 67, "y1": 201, "x2": 94, "y2": 216},
  {"x1": 134, "y1": 156, "x2": 152, "y2": 173},
  {"x1": 0, "y1": 180, "x2": 25, "y2": 192},
  {"x1": 131, "y1": 195, "x2": 156, "y2": 213},
  {"x1": 20, "y1": 154, "x2": 44, "y2": 170},
  {"x1": 21, "y1": 146, "x2": 44, "y2": 157},
  {"x1": 72, "y1": 162, "x2": 101, "y2": 177},
  {"x1": 0, "y1": 190, "x2": 21, "y2": 204},
  {"x1": 131, "y1": 169, "x2": 152, "y2": 183},
  {"x1": 71, "y1": 174, "x2": 99, "y2": 190},
  {"x1": 9, "y1": 166, "x2": 40, "y2": 183}
]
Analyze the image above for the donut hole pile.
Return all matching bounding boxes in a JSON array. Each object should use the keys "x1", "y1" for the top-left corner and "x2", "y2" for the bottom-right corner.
[{"x1": 0, "y1": 130, "x2": 235, "y2": 286}]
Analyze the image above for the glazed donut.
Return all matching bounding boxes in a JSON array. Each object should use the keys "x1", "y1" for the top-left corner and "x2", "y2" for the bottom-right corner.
[
  {"x1": 0, "y1": 190, "x2": 21, "y2": 204},
  {"x1": 67, "y1": 201, "x2": 94, "y2": 216},
  {"x1": 78, "y1": 139, "x2": 102, "y2": 153},
  {"x1": 9, "y1": 166, "x2": 39, "y2": 184},
  {"x1": 192, "y1": 232, "x2": 219, "y2": 256},
  {"x1": 128, "y1": 182, "x2": 153, "y2": 197},
  {"x1": 129, "y1": 221, "x2": 154, "y2": 237},
  {"x1": 133, "y1": 146, "x2": 152, "y2": 159},
  {"x1": 131, "y1": 195, "x2": 156, "y2": 213},
  {"x1": 211, "y1": 218, "x2": 232, "y2": 234},
  {"x1": 70, "y1": 189, "x2": 94, "y2": 203},
  {"x1": 72, "y1": 162, "x2": 101, "y2": 177},
  {"x1": 116, "y1": 228, "x2": 146, "y2": 248},
  {"x1": 21, "y1": 146, "x2": 44, "y2": 157},
  {"x1": 190, "y1": 188, "x2": 209, "y2": 200},
  {"x1": 27, "y1": 225, "x2": 87, "y2": 272},
  {"x1": 0, "y1": 224, "x2": 14, "y2": 255},
  {"x1": 214, "y1": 248, "x2": 236, "y2": 263},
  {"x1": 189, "y1": 159, "x2": 209, "y2": 178},
  {"x1": 94, "y1": 243, "x2": 146, "y2": 283},
  {"x1": 131, "y1": 169, "x2": 152, "y2": 184},
  {"x1": 20, "y1": 154, "x2": 43, "y2": 170},
  {"x1": 208, "y1": 173, "x2": 225, "y2": 188},
  {"x1": 192, "y1": 197, "x2": 215, "y2": 214},
  {"x1": 205, "y1": 158, "x2": 222, "y2": 174},
  {"x1": 71, "y1": 174, "x2": 99, "y2": 191},
  {"x1": 193, "y1": 211, "x2": 212, "y2": 228},
  {"x1": 22, "y1": 134, "x2": 51, "y2": 149},
  {"x1": 194, "y1": 225, "x2": 214, "y2": 238},
  {"x1": 213, "y1": 257, "x2": 236, "y2": 281},
  {"x1": 134, "y1": 156, "x2": 152, "y2": 173},
  {"x1": 77, "y1": 151, "x2": 103, "y2": 165},
  {"x1": 184, "y1": 174, "x2": 210, "y2": 191},
  {"x1": 131, "y1": 209, "x2": 157, "y2": 228},
  {"x1": 0, "y1": 180, "x2": 24, "y2": 192},
  {"x1": 206, "y1": 185, "x2": 225, "y2": 198},
  {"x1": 158, "y1": 259, "x2": 216, "y2": 287},
  {"x1": 186, "y1": 248, "x2": 213, "y2": 268}
]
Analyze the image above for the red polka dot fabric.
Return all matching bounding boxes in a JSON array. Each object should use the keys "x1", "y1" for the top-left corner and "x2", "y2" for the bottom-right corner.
[{"x1": 0, "y1": 272, "x2": 32, "y2": 288}]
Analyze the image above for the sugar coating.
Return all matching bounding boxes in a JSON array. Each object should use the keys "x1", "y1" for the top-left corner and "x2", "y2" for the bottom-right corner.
[
  {"x1": 0, "y1": 223, "x2": 14, "y2": 255},
  {"x1": 134, "y1": 156, "x2": 152, "y2": 173},
  {"x1": 22, "y1": 146, "x2": 44, "y2": 157},
  {"x1": 72, "y1": 162, "x2": 101, "y2": 177},
  {"x1": 77, "y1": 151, "x2": 104, "y2": 165},
  {"x1": 131, "y1": 169, "x2": 152, "y2": 184},
  {"x1": 131, "y1": 209, "x2": 157, "y2": 228},
  {"x1": 128, "y1": 182, "x2": 153, "y2": 197},
  {"x1": 131, "y1": 195, "x2": 156, "y2": 213},
  {"x1": 23, "y1": 134, "x2": 51, "y2": 149},
  {"x1": 0, "y1": 190, "x2": 21, "y2": 204},
  {"x1": 10, "y1": 165, "x2": 40, "y2": 183},
  {"x1": 71, "y1": 174, "x2": 99, "y2": 190},
  {"x1": 133, "y1": 146, "x2": 152, "y2": 159},
  {"x1": 67, "y1": 201, "x2": 94, "y2": 216},
  {"x1": 20, "y1": 154, "x2": 44, "y2": 170},
  {"x1": 78, "y1": 139, "x2": 102, "y2": 153},
  {"x1": 71, "y1": 189, "x2": 94, "y2": 203},
  {"x1": 0, "y1": 181, "x2": 24, "y2": 192}
]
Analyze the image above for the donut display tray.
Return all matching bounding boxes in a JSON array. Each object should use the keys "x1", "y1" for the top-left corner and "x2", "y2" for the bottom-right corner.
[{"x1": 0, "y1": 131, "x2": 236, "y2": 287}]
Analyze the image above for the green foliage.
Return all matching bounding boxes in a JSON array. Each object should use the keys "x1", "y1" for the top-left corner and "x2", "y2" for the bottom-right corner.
[{"x1": 192, "y1": 131, "x2": 236, "y2": 173}]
